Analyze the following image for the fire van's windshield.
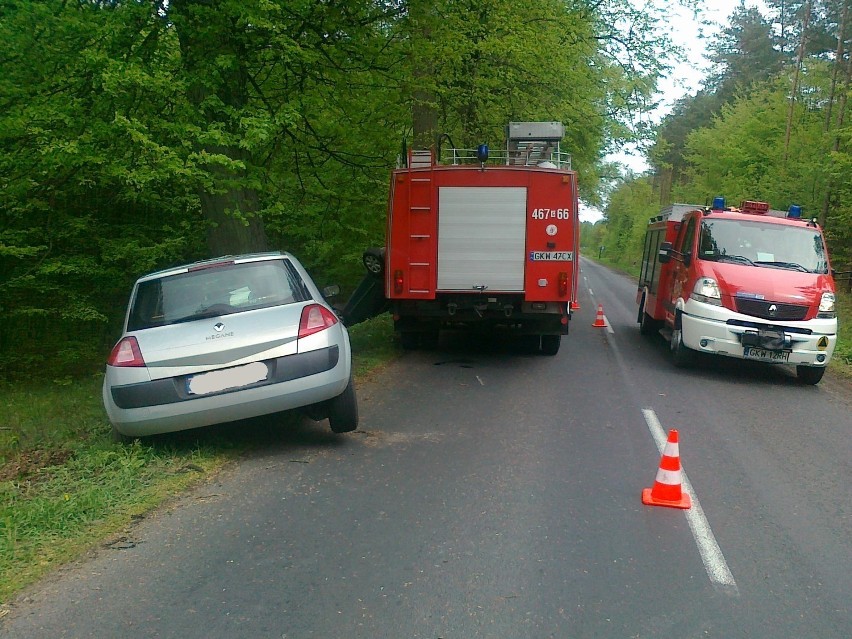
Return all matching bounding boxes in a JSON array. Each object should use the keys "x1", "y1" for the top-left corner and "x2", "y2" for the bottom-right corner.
[{"x1": 698, "y1": 219, "x2": 829, "y2": 274}]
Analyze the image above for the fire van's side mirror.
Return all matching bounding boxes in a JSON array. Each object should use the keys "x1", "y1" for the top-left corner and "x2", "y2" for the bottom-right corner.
[
  {"x1": 658, "y1": 242, "x2": 672, "y2": 264},
  {"x1": 683, "y1": 251, "x2": 692, "y2": 267}
]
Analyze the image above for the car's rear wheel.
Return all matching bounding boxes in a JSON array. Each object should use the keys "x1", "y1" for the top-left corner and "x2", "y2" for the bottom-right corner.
[
  {"x1": 328, "y1": 375, "x2": 359, "y2": 433},
  {"x1": 110, "y1": 425, "x2": 134, "y2": 444},
  {"x1": 796, "y1": 365, "x2": 825, "y2": 385},
  {"x1": 362, "y1": 249, "x2": 385, "y2": 277}
]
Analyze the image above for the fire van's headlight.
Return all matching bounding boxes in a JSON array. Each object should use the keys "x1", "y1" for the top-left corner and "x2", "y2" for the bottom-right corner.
[
  {"x1": 818, "y1": 292, "x2": 836, "y2": 318},
  {"x1": 691, "y1": 277, "x2": 722, "y2": 305}
]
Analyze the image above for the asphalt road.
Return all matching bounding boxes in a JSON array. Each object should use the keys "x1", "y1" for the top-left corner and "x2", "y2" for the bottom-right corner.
[{"x1": 3, "y1": 257, "x2": 851, "y2": 638}]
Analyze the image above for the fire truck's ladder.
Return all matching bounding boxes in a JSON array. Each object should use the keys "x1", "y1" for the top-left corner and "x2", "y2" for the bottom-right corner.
[{"x1": 405, "y1": 149, "x2": 435, "y2": 294}]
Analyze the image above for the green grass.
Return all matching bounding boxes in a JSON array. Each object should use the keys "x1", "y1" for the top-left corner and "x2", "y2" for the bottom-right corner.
[
  {"x1": 0, "y1": 313, "x2": 400, "y2": 605},
  {"x1": 833, "y1": 289, "x2": 852, "y2": 377}
]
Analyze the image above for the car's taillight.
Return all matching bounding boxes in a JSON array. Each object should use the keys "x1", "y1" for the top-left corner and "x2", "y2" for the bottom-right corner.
[
  {"x1": 298, "y1": 304, "x2": 339, "y2": 338},
  {"x1": 107, "y1": 337, "x2": 145, "y2": 367},
  {"x1": 558, "y1": 271, "x2": 569, "y2": 297}
]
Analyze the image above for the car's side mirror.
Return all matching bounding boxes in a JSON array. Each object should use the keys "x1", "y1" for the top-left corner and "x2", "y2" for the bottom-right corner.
[{"x1": 658, "y1": 242, "x2": 672, "y2": 264}]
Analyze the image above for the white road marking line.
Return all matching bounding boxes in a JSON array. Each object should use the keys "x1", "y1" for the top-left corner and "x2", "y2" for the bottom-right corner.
[{"x1": 642, "y1": 408, "x2": 739, "y2": 595}]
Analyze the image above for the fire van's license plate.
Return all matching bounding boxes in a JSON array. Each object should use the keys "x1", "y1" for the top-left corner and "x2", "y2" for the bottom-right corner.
[
  {"x1": 186, "y1": 362, "x2": 268, "y2": 396},
  {"x1": 529, "y1": 251, "x2": 574, "y2": 261},
  {"x1": 743, "y1": 347, "x2": 790, "y2": 363}
]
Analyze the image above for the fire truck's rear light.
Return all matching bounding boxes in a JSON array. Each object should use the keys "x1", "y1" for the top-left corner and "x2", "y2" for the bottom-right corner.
[
  {"x1": 393, "y1": 269, "x2": 404, "y2": 294},
  {"x1": 558, "y1": 272, "x2": 569, "y2": 297}
]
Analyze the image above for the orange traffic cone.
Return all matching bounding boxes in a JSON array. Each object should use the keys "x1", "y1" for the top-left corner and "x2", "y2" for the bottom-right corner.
[
  {"x1": 642, "y1": 429, "x2": 692, "y2": 509},
  {"x1": 592, "y1": 304, "x2": 607, "y2": 328}
]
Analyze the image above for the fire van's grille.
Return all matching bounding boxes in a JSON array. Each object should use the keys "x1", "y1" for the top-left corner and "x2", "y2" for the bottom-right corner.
[{"x1": 735, "y1": 299, "x2": 808, "y2": 321}]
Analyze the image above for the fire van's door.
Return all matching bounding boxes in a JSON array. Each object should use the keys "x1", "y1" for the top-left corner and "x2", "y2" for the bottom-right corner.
[{"x1": 437, "y1": 187, "x2": 527, "y2": 292}]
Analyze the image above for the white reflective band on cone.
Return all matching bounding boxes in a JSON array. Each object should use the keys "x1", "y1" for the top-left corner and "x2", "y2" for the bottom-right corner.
[{"x1": 655, "y1": 468, "x2": 683, "y2": 485}]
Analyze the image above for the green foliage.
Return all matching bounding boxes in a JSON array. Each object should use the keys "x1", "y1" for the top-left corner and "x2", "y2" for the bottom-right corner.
[
  {"x1": 0, "y1": 0, "x2": 698, "y2": 379},
  {"x1": 598, "y1": 177, "x2": 660, "y2": 273}
]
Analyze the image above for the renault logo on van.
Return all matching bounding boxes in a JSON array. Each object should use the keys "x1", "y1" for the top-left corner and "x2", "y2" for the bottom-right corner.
[
  {"x1": 768, "y1": 304, "x2": 777, "y2": 316},
  {"x1": 213, "y1": 322, "x2": 225, "y2": 332}
]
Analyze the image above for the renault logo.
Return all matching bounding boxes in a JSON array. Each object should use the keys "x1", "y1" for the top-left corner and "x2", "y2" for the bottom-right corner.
[
  {"x1": 213, "y1": 322, "x2": 225, "y2": 332},
  {"x1": 768, "y1": 304, "x2": 777, "y2": 316}
]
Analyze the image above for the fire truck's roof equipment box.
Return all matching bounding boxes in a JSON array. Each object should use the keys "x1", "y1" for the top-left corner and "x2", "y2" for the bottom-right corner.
[{"x1": 507, "y1": 122, "x2": 565, "y2": 141}]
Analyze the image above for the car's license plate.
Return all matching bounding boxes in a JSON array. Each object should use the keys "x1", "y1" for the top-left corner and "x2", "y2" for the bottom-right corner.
[
  {"x1": 186, "y1": 362, "x2": 268, "y2": 395},
  {"x1": 743, "y1": 347, "x2": 790, "y2": 363}
]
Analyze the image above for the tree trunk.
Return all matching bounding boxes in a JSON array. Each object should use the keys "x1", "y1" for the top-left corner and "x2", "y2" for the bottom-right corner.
[
  {"x1": 409, "y1": 0, "x2": 438, "y2": 153},
  {"x1": 784, "y1": 1, "x2": 810, "y2": 164},
  {"x1": 819, "y1": 0, "x2": 850, "y2": 227},
  {"x1": 169, "y1": 0, "x2": 268, "y2": 256},
  {"x1": 784, "y1": 1, "x2": 811, "y2": 164}
]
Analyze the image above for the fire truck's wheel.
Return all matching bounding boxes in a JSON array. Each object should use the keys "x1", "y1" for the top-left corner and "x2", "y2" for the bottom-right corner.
[
  {"x1": 420, "y1": 330, "x2": 440, "y2": 350},
  {"x1": 328, "y1": 375, "x2": 359, "y2": 433},
  {"x1": 670, "y1": 327, "x2": 694, "y2": 367},
  {"x1": 400, "y1": 331, "x2": 419, "y2": 350},
  {"x1": 362, "y1": 249, "x2": 385, "y2": 277},
  {"x1": 541, "y1": 334, "x2": 561, "y2": 356},
  {"x1": 796, "y1": 365, "x2": 825, "y2": 385}
]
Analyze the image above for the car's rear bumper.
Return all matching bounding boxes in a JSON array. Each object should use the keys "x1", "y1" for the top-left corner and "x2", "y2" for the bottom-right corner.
[{"x1": 104, "y1": 346, "x2": 350, "y2": 437}]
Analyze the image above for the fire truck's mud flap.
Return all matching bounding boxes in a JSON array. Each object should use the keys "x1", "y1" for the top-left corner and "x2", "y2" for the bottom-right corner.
[{"x1": 339, "y1": 273, "x2": 389, "y2": 327}]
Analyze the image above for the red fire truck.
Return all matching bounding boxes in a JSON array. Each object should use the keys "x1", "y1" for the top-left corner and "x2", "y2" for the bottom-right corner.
[
  {"x1": 636, "y1": 198, "x2": 837, "y2": 384},
  {"x1": 348, "y1": 122, "x2": 580, "y2": 355}
]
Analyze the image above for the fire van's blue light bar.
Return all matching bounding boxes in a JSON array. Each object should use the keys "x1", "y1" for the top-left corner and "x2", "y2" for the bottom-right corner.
[
  {"x1": 787, "y1": 205, "x2": 802, "y2": 219},
  {"x1": 712, "y1": 196, "x2": 726, "y2": 210}
]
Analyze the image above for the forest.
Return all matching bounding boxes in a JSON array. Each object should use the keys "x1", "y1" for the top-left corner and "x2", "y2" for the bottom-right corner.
[
  {"x1": 584, "y1": 0, "x2": 852, "y2": 287},
  {"x1": 1, "y1": 0, "x2": 849, "y2": 379}
]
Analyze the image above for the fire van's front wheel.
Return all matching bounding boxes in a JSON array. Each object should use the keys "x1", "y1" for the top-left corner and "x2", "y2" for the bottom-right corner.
[
  {"x1": 670, "y1": 326, "x2": 694, "y2": 367},
  {"x1": 796, "y1": 365, "x2": 825, "y2": 385}
]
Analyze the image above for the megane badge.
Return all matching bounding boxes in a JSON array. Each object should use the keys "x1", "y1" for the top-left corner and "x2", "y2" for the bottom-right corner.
[
  {"x1": 768, "y1": 304, "x2": 777, "y2": 316},
  {"x1": 214, "y1": 322, "x2": 225, "y2": 332}
]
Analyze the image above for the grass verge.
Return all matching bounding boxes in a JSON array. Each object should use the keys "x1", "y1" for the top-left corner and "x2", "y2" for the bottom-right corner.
[{"x1": 0, "y1": 313, "x2": 399, "y2": 604}]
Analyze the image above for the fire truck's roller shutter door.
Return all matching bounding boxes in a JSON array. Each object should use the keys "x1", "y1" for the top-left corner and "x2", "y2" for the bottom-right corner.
[{"x1": 437, "y1": 187, "x2": 527, "y2": 292}]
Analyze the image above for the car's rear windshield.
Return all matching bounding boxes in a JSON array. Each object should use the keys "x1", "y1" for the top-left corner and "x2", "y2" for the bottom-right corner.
[{"x1": 127, "y1": 259, "x2": 311, "y2": 331}]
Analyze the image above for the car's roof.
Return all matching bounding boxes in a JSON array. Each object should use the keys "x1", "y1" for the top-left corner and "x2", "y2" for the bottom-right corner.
[{"x1": 136, "y1": 252, "x2": 294, "y2": 282}]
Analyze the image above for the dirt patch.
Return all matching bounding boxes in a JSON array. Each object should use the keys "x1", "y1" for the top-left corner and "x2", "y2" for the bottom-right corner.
[
  {"x1": 0, "y1": 449, "x2": 74, "y2": 482},
  {"x1": 352, "y1": 429, "x2": 444, "y2": 447}
]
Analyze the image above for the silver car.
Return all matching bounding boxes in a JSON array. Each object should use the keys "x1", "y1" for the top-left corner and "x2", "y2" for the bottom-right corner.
[{"x1": 103, "y1": 252, "x2": 358, "y2": 440}]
